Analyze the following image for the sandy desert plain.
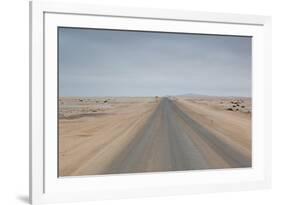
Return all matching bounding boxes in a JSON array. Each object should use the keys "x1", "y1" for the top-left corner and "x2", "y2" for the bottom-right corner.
[{"x1": 58, "y1": 96, "x2": 252, "y2": 176}]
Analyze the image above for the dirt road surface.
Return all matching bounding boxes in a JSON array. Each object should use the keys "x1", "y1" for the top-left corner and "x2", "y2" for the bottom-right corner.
[{"x1": 59, "y1": 97, "x2": 251, "y2": 176}]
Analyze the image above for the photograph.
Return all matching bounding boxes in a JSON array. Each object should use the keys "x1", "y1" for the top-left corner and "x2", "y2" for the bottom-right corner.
[{"x1": 58, "y1": 27, "x2": 252, "y2": 177}]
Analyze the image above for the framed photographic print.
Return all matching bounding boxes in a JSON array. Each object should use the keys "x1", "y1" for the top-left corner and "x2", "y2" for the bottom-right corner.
[{"x1": 30, "y1": 1, "x2": 271, "y2": 204}]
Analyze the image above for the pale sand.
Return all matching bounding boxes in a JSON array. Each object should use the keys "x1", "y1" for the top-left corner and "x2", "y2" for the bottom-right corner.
[
  {"x1": 59, "y1": 96, "x2": 251, "y2": 176},
  {"x1": 59, "y1": 97, "x2": 159, "y2": 176},
  {"x1": 175, "y1": 96, "x2": 251, "y2": 158}
]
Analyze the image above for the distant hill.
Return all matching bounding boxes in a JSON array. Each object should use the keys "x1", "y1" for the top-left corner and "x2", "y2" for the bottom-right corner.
[
  {"x1": 177, "y1": 93, "x2": 211, "y2": 97},
  {"x1": 176, "y1": 93, "x2": 251, "y2": 99}
]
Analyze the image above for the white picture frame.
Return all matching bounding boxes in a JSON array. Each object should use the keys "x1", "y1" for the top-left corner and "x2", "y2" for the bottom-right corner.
[{"x1": 30, "y1": 1, "x2": 272, "y2": 204}]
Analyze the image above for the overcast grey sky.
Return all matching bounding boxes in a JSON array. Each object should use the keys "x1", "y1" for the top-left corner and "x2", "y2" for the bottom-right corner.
[{"x1": 59, "y1": 27, "x2": 251, "y2": 97}]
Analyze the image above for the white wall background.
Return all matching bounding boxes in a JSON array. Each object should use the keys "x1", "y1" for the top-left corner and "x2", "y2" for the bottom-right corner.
[{"x1": 0, "y1": 0, "x2": 279, "y2": 204}]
